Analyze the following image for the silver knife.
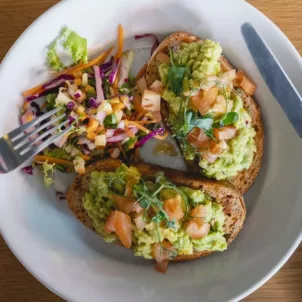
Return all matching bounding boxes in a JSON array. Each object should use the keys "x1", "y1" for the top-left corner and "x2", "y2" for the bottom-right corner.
[{"x1": 241, "y1": 23, "x2": 302, "y2": 137}]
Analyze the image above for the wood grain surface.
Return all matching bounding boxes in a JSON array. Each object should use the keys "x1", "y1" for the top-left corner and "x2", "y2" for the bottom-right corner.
[{"x1": 0, "y1": 0, "x2": 301, "y2": 301}]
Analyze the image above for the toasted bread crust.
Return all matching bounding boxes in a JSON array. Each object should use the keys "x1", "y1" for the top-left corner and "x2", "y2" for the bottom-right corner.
[
  {"x1": 145, "y1": 32, "x2": 264, "y2": 194},
  {"x1": 67, "y1": 158, "x2": 246, "y2": 262}
]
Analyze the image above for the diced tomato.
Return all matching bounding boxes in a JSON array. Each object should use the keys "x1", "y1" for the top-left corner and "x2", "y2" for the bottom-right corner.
[
  {"x1": 213, "y1": 126, "x2": 237, "y2": 140},
  {"x1": 155, "y1": 259, "x2": 169, "y2": 274},
  {"x1": 186, "y1": 220, "x2": 210, "y2": 239},
  {"x1": 219, "y1": 56, "x2": 234, "y2": 72},
  {"x1": 190, "y1": 205, "x2": 207, "y2": 225},
  {"x1": 209, "y1": 140, "x2": 228, "y2": 154},
  {"x1": 240, "y1": 77, "x2": 256, "y2": 95},
  {"x1": 114, "y1": 211, "x2": 132, "y2": 248},
  {"x1": 104, "y1": 212, "x2": 116, "y2": 233},
  {"x1": 191, "y1": 87, "x2": 218, "y2": 115},
  {"x1": 152, "y1": 242, "x2": 174, "y2": 263},
  {"x1": 112, "y1": 194, "x2": 137, "y2": 214},
  {"x1": 187, "y1": 127, "x2": 211, "y2": 149},
  {"x1": 133, "y1": 212, "x2": 146, "y2": 231},
  {"x1": 234, "y1": 70, "x2": 257, "y2": 95},
  {"x1": 163, "y1": 195, "x2": 184, "y2": 221},
  {"x1": 202, "y1": 140, "x2": 228, "y2": 163}
]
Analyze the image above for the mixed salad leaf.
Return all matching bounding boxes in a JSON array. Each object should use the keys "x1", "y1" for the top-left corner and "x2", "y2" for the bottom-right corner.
[{"x1": 21, "y1": 25, "x2": 167, "y2": 185}]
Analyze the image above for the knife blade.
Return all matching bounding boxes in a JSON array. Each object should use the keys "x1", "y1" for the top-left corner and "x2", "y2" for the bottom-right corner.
[{"x1": 241, "y1": 23, "x2": 302, "y2": 137}]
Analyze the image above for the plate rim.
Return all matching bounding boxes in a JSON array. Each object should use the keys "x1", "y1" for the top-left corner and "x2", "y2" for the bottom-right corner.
[{"x1": 0, "y1": 0, "x2": 301, "y2": 301}]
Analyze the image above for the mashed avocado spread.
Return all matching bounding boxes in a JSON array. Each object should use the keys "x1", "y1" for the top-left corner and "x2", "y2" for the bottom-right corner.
[
  {"x1": 83, "y1": 165, "x2": 227, "y2": 260},
  {"x1": 158, "y1": 40, "x2": 256, "y2": 180}
]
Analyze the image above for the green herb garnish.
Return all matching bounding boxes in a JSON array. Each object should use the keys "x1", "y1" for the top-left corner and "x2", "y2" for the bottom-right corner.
[{"x1": 167, "y1": 49, "x2": 187, "y2": 96}]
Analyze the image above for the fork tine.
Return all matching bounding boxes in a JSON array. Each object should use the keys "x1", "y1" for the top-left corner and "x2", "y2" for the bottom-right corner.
[
  {"x1": 19, "y1": 119, "x2": 71, "y2": 155},
  {"x1": 9, "y1": 107, "x2": 61, "y2": 141},
  {"x1": 22, "y1": 125, "x2": 74, "y2": 160},
  {"x1": 13, "y1": 113, "x2": 66, "y2": 150}
]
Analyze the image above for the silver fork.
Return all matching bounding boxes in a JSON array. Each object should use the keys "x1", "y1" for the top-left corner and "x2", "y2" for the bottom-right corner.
[{"x1": 0, "y1": 107, "x2": 73, "y2": 173}]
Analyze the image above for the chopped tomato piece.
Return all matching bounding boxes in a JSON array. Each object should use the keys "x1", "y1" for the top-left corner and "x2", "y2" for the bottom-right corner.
[
  {"x1": 202, "y1": 140, "x2": 227, "y2": 163},
  {"x1": 155, "y1": 259, "x2": 169, "y2": 274},
  {"x1": 186, "y1": 221, "x2": 210, "y2": 239},
  {"x1": 240, "y1": 77, "x2": 256, "y2": 95},
  {"x1": 219, "y1": 56, "x2": 234, "y2": 72},
  {"x1": 191, "y1": 87, "x2": 218, "y2": 115},
  {"x1": 114, "y1": 211, "x2": 132, "y2": 248},
  {"x1": 163, "y1": 195, "x2": 184, "y2": 221},
  {"x1": 112, "y1": 194, "x2": 137, "y2": 214},
  {"x1": 133, "y1": 212, "x2": 146, "y2": 231},
  {"x1": 187, "y1": 127, "x2": 211, "y2": 149},
  {"x1": 209, "y1": 140, "x2": 228, "y2": 154},
  {"x1": 190, "y1": 205, "x2": 207, "y2": 225},
  {"x1": 152, "y1": 242, "x2": 174, "y2": 263},
  {"x1": 234, "y1": 70, "x2": 257, "y2": 95},
  {"x1": 104, "y1": 212, "x2": 116, "y2": 233},
  {"x1": 214, "y1": 126, "x2": 237, "y2": 140}
]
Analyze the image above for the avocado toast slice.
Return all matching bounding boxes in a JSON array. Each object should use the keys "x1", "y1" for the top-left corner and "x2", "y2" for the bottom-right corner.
[
  {"x1": 145, "y1": 32, "x2": 264, "y2": 194},
  {"x1": 67, "y1": 158, "x2": 245, "y2": 271}
]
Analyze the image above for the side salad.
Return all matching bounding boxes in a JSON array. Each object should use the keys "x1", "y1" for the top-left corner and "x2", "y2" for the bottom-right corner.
[{"x1": 21, "y1": 25, "x2": 167, "y2": 184}]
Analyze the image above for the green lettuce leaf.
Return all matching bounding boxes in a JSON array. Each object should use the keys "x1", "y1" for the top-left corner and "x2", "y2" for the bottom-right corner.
[{"x1": 47, "y1": 27, "x2": 88, "y2": 71}]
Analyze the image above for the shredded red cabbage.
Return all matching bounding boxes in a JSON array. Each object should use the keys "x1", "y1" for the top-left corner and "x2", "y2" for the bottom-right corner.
[
  {"x1": 108, "y1": 59, "x2": 120, "y2": 84},
  {"x1": 100, "y1": 56, "x2": 113, "y2": 78},
  {"x1": 93, "y1": 65, "x2": 105, "y2": 104},
  {"x1": 88, "y1": 97, "x2": 98, "y2": 108},
  {"x1": 135, "y1": 34, "x2": 159, "y2": 55},
  {"x1": 74, "y1": 91, "x2": 82, "y2": 99},
  {"x1": 135, "y1": 127, "x2": 165, "y2": 148},
  {"x1": 21, "y1": 165, "x2": 34, "y2": 175},
  {"x1": 67, "y1": 102, "x2": 75, "y2": 110},
  {"x1": 68, "y1": 115, "x2": 76, "y2": 125},
  {"x1": 42, "y1": 74, "x2": 74, "y2": 90},
  {"x1": 25, "y1": 75, "x2": 74, "y2": 102},
  {"x1": 26, "y1": 90, "x2": 49, "y2": 102},
  {"x1": 56, "y1": 192, "x2": 66, "y2": 201}
]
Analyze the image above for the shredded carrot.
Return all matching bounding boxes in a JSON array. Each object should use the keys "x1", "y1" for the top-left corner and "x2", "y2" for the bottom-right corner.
[
  {"x1": 22, "y1": 46, "x2": 113, "y2": 98},
  {"x1": 125, "y1": 121, "x2": 150, "y2": 134},
  {"x1": 55, "y1": 46, "x2": 114, "y2": 77},
  {"x1": 135, "y1": 63, "x2": 148, "y2": 82},
  {"x1": 133, "y1": 119, "x2": 157, "y2": 125},
  {"x1": 34, "y1": 156, "x2": 74, "y2": 167},
  {"x1": 124, "y1": 126, "x2": 135, "y2": 138},
  {"x1": 114, "y1": 24, "x2": 124, "y2": 60},
  {"x1": 126, "y1": 120, "x2": 168, "y2": 140},
  {"x1": 154, "y1": 130, "x2": 169, "y2": 140},
  {"x1": 79, "y1": 154, "x2": 91, "y2": 161},
  {"x1": 113, "y1": 76, "x2": 119, "y2": 95},
  {"x1": 135, "y1": 111, "x2": 149, "y2": 121},
  {"x1": 22, "y1": 86, "x2": 44, "y2": 98}
]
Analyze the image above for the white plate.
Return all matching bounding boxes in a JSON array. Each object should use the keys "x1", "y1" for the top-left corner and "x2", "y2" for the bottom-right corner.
[{"x1": 1, "y1": 0, "x2": 302, "y2": 301}]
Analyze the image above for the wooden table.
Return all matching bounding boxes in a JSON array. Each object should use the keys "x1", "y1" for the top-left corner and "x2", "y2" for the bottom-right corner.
[{"x1": 0, "y1": 0, "x2": 301, "y2": 301}]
